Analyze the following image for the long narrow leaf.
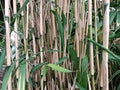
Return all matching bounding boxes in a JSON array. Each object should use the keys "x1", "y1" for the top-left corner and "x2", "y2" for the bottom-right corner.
[
  {"x1": 11, "y1": 0, "x2": 29, "y2": 25},
  {"x1": 88, "y1": 38, "x2": 120, "y2": 62},
  {"x1": 30, "y1": 62, "x2": 47, "y2": 74},
  {"x1": 47, "y1": 64, "x2": 72, "y2": 73},
  {"x1": 18, "y1": 63, "x2": 26, "y2": 90},
  {"x1": 1, "y1": 64, "x2": 15, "y2": 90},
  {"x1": 1, "y1": 54, "x2": 25, "y2": 90},
  {"x1": 110, "y1": 70, "x2": 120, "y2": 81},
  {"x1": 56, "y1": 56, "x2": 67, "y2": 65},
  {"x1": 0, "y1": 46, "x2": 6, "y2": 70},
  {"x1": 42, "y1": 66, "x2": 48, "y2": 79},
  {"x1": 68, "y1": 45, "x2": 79, "y2": 68},
  {"x1": 117, "y1": 11, "x2": 120, "y2": 23},
  {"x1": 110, "y1": 10, "x2": 117, "y2": 25},
  {"x1": 51, "y1": 10, "x2": 64, "y2": 49}
]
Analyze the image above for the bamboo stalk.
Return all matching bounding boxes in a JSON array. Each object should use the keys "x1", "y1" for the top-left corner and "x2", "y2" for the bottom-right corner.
[
  {"x1": 20, "y1": 0, "x2": 24, "y2": 16},
  {"x1": 5, "y1": 0, "x2": 12, "y2": 90},
  {"x1": 74, "y1": 0, "x2": 80, "y2": 58},
  {"x1": 19, "y1": 0, "x2": 30, "y2": 90},
  {"x1": 94, "y1": 0, "x2": 100, "y2": 88},
  {"x1": 87, "y1": 75, "x2": 91, "y2": 90},
  {"x1": 13, "y1": 0, "x2": 19, "y2": 79},
  {"x1": 39, "y1": 0, "x2": 43, "y2": 35},
  {"x1": 58, "y1": 0, "x2": 63, "y2": 15},
  {"x1": 63, "y1": 0, "x2": 68, "y2": 57},
  {"x1": 2, "y1": 0, "x2": 115, "y2": 89},
  {"x1": 30, "y1": 1, "x2": 38, "y2": 89},
  {"x1": 39, "y1": 0, "x2": 44, "y2": 90},
  {"x1": 80, "y1": 0, "x2": 85, "y2": 59},
  {"x1": 51, "y1": 2, "x2": 56, "y2": 49},
  {"x1": 88, "y1": 0, "x2": 95, "y2": 89},
  {"x1": 100, "y1": 64, "x2": 103, "y2": 88},
  {"x1": 26, "y1": 3, "x2": 31, "y2": 90},
  {"x1": 31, "y1": 0, "x2": 36, "y2": 59},
  {"x1": 102, "y1": 0, "x2": 110, "y2": 89}
]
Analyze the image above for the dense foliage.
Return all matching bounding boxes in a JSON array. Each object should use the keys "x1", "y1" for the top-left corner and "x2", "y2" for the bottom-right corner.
[{"x1": 0, "y1": 0, "x2": 120, "y2": 90}]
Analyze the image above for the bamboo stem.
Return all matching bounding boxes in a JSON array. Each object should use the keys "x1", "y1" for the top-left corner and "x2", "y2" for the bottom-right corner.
[
  {"x1": 94, "y1": 0, "x2": 100, "y2": 88},
  {"x1": 88, "y1": 0, "x2": 95, "y2": 89},
  {"x1": 39, "y1": 0, "x2": 44, "y2": 90},
  {"x1": 13, "y1": 0, "x2": 19, "y2": 79},
  {"x1": 26, "y1": 3, "x2": 30, "y2": 90},
  {"x1": 5, "y1": 0, "x2": 12, "y2": 89},
  {"x1": 102, "y1": 0, "x2": 110, "y2": 89}
]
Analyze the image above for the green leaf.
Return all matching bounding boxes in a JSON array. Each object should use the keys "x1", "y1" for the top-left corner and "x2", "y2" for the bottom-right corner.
[
  {"x1": 115, "y1": 26, "x2": 120, "y2": 33},
  {"x1": 98, "y1": 10, "x2": 116, "y2": 30},
  {"x1": 11, "y1": 0, "x2": 29, "y2": 25},
  {"x1": 47, "y1": 64, "x2": 72, "y2": 73},
  {"x1": 18, "y1": 63, "x2": 26, "y2": 90},
  {"x1": 77, "y1": 56, "x2": 88, "y2": 90},
  {"x1": 28, "y1": 77, "x2": 35, "y2": 87},
  {"x1": 17, "y1": 0, "x2": 29, "y2": 16},
  {"x1": 1, "y1": 64, "x2": 15, "y2": 90},
  {"x1": 1, "y1": 54, "x2": 26, "y2": 90},
  {"x1": 110, "y1": 10, "x2": 117, "y2": 25},
  {"x1": 0, "y1": 27, "x2": 4, "y2": 32},
  {"x1": 61, "y1": 11, "x2": 66, "y2": 29},
  {"x1": 97, "y1": 20, "x2": 103, "y2": 30},
  {"x1": 56, "y1": 56, "x2": 67, "y2": 65},
  {"x1": 117, "y1": 84, "x2": 120, "y2": 90},
  {"x1": 42, "y1": 66, "x2": 48, "y2": 79},
  {"x1": 81, "y1": 56, "x2": 88, "y2": 89},
  {"x1": 82, "y1": 56, "x2": 88, "y2": 72},
  {"x1": 29, "y1": 77, "x2": 34, "y2": 87},
  {"x1": 0, "y1": 46, "x2": 6, "y2": 70},
  {"x1": 51, "y1": 10, "x2": 64, "y2": 49},
  {"x1": 68, "y1": 45, "x2": 79, "y2": 68},
  {"x1": 30, "y1": 62, "x2": 47, "y2": 74},
  {"x1": 88, "y1": 38, "x2": 120, "y2": 62},
  {"x1": 76, "y1": 82, "x2": 86, "y2": 90},
  {"x1": 117, "y1": 11, "x2": 120, "y2": 23},
  {"x1": 110, "y1": 70, "x2": 120, "y2": 81}
]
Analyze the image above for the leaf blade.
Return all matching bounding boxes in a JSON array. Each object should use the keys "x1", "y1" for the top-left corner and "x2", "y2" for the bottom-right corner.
[{"x1": 47, "y1": 64, "x2": 72, "y2": 73}]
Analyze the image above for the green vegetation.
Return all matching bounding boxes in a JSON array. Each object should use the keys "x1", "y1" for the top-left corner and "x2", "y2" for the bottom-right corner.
[{"x1": 0, "y1": 0, "x2": 120, "y2": 90}]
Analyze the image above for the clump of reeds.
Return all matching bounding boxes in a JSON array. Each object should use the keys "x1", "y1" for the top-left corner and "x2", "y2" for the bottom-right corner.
[{"x1": 1, "y1": 0, "x2": 120, "y2": 90}]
